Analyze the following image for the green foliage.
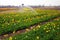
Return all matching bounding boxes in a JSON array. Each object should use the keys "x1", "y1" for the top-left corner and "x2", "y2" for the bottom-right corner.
[
  {"x1": 5, "y1": 18, "x2": 60, "y2": 40},
  {"x1": 0, "y1": 10, "x2": 60, "y2": 35}
]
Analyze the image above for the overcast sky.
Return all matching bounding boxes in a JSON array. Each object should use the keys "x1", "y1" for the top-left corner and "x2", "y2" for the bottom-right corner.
[{"x1": 0, "y1": 0, "x2": 60, "y2": 6}]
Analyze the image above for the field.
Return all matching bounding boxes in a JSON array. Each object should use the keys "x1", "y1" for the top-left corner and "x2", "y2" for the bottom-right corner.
[{"x1": 0, "y1": 7, "x2": 60, "y2": 40}]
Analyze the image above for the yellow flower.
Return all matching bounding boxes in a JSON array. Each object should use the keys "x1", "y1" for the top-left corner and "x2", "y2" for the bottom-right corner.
[
  {"x1": 53, "y1": 29, "x2": 55, "y2": 31},
  {"x1": 26, "y1": 29, "x2": 30, "y2": 31},
  {"x1": 33, "y1": 29, "x2": 35, "y2": 31},
  {"x1": 9, "y1": 36, "x2": 12, "y2": 40},
  {"x1": 46, "y1": 30, "x2": 50, "y2": 33},
  {"x1": 45, "y1": 26, "x2": 47, "y2": 27},
  {"x1": 13, "y1": 31, "x2": 15, "y2": 34},
  {"x1": 8, "y1": 23, "x2": 10, "y2": 25},
  {"x1": 46, "y1": 30, "x2": 49, "y2": 33},
  {"x1": 36, "y1": 36, "x2": 39, "y2": 39},
  {"x1": 47, "y1": 23, "x2": 50, "y2": 25},
  {"x1": 16, "y1": 15, "x2": 19, "y2": 16},
  {"x1": 15, "y1": 37, "x2": 16, "y2": 39},
  {"x1": 17, "y1": 20, "x2": 20, "y2": 23},
  {"x1": 44, "y1": 28, "x2": 46, "y2": 30},
  {"x1": 23, "y1": 8, "x2": 30, "y2": 11},
  {"x1": 37, "y1": 25, "x2": 40, "y2": 28},
  {"x1": 12, "y1": 19, "x2": 14, "y2": 22},
  {"x1": 54, "y1": 26, "x2": 56, "y2": 28},
  {"x1": 8, "y1": 16, "x2": 10, "y2": 18},
  {"x1": 35, "y1": 25, "x2": 40, "y2": 30}
]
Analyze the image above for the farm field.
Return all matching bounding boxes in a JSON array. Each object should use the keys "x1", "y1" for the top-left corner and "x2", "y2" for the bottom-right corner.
[
  {"x1": 5, "y1": 17, "x2": 60, "y2": 40},
  {"x1": 0, "y1": 8, "x2": 60, "y2": 40},
  {"x1": 0, "y1": 8, "x2": 18, "y2": 11}
]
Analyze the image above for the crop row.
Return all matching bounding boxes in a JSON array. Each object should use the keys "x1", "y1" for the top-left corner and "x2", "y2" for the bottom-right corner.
[
  {"x1": 5, "y1": 17, "x2": 60, "y2": 40},
  {"x1": 0, "y1": 10, "x2": 60, "y2": 35}
]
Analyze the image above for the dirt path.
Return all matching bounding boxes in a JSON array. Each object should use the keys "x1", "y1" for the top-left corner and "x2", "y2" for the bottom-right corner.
[{"x1": 0, "y1": 16, "x2": 60, "y2": 40}]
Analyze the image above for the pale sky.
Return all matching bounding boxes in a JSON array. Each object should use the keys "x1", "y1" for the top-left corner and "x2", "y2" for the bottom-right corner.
[{"x1": 0, "y1": 0, "x2": 60, "y2": 6}]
